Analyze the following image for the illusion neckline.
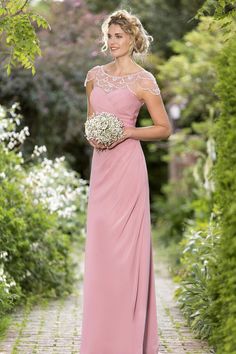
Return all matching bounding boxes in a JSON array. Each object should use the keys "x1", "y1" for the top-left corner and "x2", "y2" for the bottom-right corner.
[{"x1": 101, "y1": 65, "x2": 145, "y2": 78}]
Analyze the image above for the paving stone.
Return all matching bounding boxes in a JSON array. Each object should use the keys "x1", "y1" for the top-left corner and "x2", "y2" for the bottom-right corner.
[{"x1": 0, "y1": 249, "x2": 214, "y2": 354}]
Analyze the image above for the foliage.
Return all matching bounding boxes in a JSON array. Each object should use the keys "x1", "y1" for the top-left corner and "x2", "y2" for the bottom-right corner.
[
  {"x1": 85, "y1": 0, "x2": 205, "y2": 58},
  {"x1": 158, "y1": 16, "x2": 231, "y2": 127},
  {"x1": 153, "y1": 123, "x2": 215, "y2": 249},
  {"x1": 0, "y1": 0, "x2": 206, "y2": 194},
  {"x1": 209, "y1": 35, "x2": 236, "y2": 354},
  {"x1": 0, "y1": 175, "x2": 74, "y2": 297},
  {"x1": 161, "y1": 12, "x2": 236, "y2": 353},
  {"x1": 153, "y1": 123, "x2": 219, "y2": 344},
  {"x1": 159, "y1": 120, "x2": 219, "y2": 347},
  {"x1": 0, "y1": 102, "x2": 88, "y2": 325},
  {"x1": 0, "y1": 0, "x2": 104, "y2": 177},
  {"x1": 176, "y1": 215, "x2": 221, "y2": 340},
  {"x1": 0, "y1": 256, "x2": 22, "y2": 317},
  {"x1": 23, "y1": 155, "x2": 88, "y2": 239},
  {"x1": 152, "y1": 178, "x2": 194, "y2": 247},
  {"x1": 0, "y1": 0, "x2": 50, "y2": 75},
  {"x1": 196, "y1": 0, "x2": 236, "y2": 38}
]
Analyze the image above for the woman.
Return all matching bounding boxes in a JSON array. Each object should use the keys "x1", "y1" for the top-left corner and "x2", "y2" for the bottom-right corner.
[{"x1": 80, "y1": 8, "x2": 172, "y2": 354}]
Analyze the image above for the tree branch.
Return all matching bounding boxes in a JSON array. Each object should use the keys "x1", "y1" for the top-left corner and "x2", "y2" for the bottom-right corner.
[
  {"x1": 14, "y1": 0, "x2": 30, "y2": 15},
  {"x1": 0, "y1": 0, "x2": 30, "y2": 20}
]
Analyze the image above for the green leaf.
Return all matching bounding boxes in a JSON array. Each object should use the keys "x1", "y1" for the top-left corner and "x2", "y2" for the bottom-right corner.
[{"x1": 6, "y1": 64, "x2": 11, "y2": 76}]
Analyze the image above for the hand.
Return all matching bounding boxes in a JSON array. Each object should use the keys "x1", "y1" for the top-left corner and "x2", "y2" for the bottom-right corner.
[
  {"x1": 107, "y1": 127, "x2": 132, "y2": 150},
  {"x1": 87, "y1": 139, "x2": 107, "y2": 150},
  {"x1": 86, "y1": 127, "x2": 133, "y2": 151}
]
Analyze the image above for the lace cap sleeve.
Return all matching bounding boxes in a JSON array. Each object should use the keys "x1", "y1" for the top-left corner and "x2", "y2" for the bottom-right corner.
[
  {"x1": 84, "y1": 65, "x2": 100, "y2": 87},
  {"x1": 138, "y1": 71, "x2": 161, "y2": 96}
]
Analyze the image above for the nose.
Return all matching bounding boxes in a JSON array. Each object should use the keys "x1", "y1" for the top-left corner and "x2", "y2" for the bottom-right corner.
[{"x1": 108, "y1": 37, "x2": 117, "y2": 46}]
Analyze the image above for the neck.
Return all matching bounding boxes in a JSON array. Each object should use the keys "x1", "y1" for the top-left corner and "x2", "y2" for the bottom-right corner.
[{"x1": 112, "y1": 56, "x2": 136, "y2": 74}]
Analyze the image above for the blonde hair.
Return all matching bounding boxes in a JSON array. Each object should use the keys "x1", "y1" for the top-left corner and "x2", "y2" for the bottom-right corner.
[{"x1": 101, "y1": 9, "x2": 153, "y2": 60}]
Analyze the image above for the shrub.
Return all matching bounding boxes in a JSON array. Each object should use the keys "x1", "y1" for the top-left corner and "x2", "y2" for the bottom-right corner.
[
  {"x1": 153, "y1": 127, "x2": 214, "y2": 250},
  {"x1": 210, "y1": 36, "x2": 236, "y2": 354},
  {"x1": 0, "y1": 102, "x2": 88, "y2": 325},
  {"x1": 176, "y1": 214, "x2": 221, "y2": 340},
  {"x1": 23, "y1": 155, "x2": 88, "y2": 241},
  {"x1": 0, "y1": 178, "x2": 74, "y2": 297},
  {"x1": 174, "y1": 33, "x2": 236, "y2": 354}
]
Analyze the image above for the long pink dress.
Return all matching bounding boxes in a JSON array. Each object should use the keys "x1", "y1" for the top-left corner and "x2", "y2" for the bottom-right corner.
[{"x1": 80, "y1": 65, "x2": 161, "y2": 354}]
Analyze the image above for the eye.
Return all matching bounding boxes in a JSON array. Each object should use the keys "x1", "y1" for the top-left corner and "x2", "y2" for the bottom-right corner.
[{"x1": 107, "y1": 34, "x2": 122, "y2": 39}]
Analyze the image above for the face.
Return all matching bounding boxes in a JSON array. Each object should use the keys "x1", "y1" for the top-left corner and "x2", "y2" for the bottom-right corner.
[{"x1": 107, "y1": 24, "x2": 133, "y2": 58}]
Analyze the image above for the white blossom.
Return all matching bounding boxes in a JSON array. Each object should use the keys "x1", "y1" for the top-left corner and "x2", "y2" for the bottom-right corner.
[
  {"x1": 0, "y1": 103, "x2": 89, "y2": 224},
  {"x1": 23, "y1": 156, "x2": 89, "y2": 219},
  {"x1": 0, "y1": 251, "x2": 8, "y2": 260},
  {"x1": 0, "y1": 264, "x2": 16, "y2": 293},
  {"x1": 84, "y1": 111, "x2": 125, "y2": 147},
  {"x1": 0, "y1": 172, "x2": 6, "y2": 179},
  {"x1": 31, "y1": 145, "x2": 47, "y2": 158}
]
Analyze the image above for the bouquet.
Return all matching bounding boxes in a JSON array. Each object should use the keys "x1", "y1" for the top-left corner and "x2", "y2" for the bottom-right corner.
[{"x1": 84, "y1": 111, "x2": 125, "y2": 148}]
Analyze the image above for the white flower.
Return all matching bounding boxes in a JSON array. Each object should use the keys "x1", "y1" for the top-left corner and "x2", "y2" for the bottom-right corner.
[
  {"x1": 31, "y1": 145, "x2": 47, "y2": 158},
  {"x1": 84, "y1": 111, "x2": 125, "y2": 147},
  {"x1": 0, "y1": 103, "x2": 29, "y2": 150},
  {"x1": 0, "y1": 264, "x2": 4, "y2": 276},
  {"x1": 0, "y1": 106, "x2": 6, "y2": 119},
  {"x1": 30, "y1": 242, "x2": 39, "y2": 251},
  {"x1": 0, "y1": 251, "x2": 8, "y2": 260},
  {"x1": 22, "y1": 156, "x2": 89, "y2": 219},
  {"x1": 9, "y1": 280, "x2": 16, "y2": 287},
  {"x1": 0, "y1": 263, "x2": 16, "y2": 293},
  {"x1": 0, "y1": 103, "x2": 89, "y2": 224},
  {"x1": 206, "y1": 137, "x2": 216, "y2": 161}
]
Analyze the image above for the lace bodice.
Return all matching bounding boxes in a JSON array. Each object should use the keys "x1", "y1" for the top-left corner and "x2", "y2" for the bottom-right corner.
[{"x1": 84, "y1": 65, "x2": 161, "y2": 101}]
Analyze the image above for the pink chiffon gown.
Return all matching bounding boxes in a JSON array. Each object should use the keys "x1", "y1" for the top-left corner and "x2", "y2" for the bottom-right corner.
[{"x1": 80, "y1": 64, "x2": 161, "y2": 354}]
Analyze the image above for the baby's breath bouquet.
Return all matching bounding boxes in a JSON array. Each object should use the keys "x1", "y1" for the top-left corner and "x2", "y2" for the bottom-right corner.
[{"x1": 84, "y1": 111, "x2": 125, "y2": 148}]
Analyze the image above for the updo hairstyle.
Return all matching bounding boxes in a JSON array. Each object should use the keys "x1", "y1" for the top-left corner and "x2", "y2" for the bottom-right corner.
[{"x1": 101, "y1": 9, "x2": 153, "y2": 59}]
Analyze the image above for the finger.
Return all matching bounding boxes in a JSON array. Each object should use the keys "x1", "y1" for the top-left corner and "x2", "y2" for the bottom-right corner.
[
  {"x1": 89, "y1": 140, "x2": 100, "y2": 148},
  {"x1": 91, "y1": 140, "x2": 105, "y2": 149}
]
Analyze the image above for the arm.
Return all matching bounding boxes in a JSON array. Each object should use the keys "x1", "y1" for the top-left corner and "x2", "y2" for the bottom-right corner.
[
  {"x1": 126, "y1": 75, "x2": 173, "y2": 141},
  {"x1": 128, "y1": 94, "x2": 172, "y2": 141}
]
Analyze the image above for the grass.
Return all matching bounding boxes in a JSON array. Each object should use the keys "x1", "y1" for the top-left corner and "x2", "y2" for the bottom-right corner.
[{"x1": 0, "y1": 315, "x2": 12, "y2": 340}]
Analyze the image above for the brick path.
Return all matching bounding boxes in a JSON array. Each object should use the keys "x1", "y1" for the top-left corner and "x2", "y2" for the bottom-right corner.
[{"x1": 0, "y1": 248, "x2": 214, "y2": 354}]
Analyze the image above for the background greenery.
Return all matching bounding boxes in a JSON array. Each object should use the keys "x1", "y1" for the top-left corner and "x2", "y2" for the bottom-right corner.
[
  {"x1": 151, "y1": 2, "x2": 236, "y2": 353},
  {"x1": 0, "y1": 0, "x2": 205, "y2": 198},
  {"x1": 0, "y1": 102, "x2": 88, "y2": 334},
  {"x1": 1, "y1": 0, "x2": 236, "y2": 352}
]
